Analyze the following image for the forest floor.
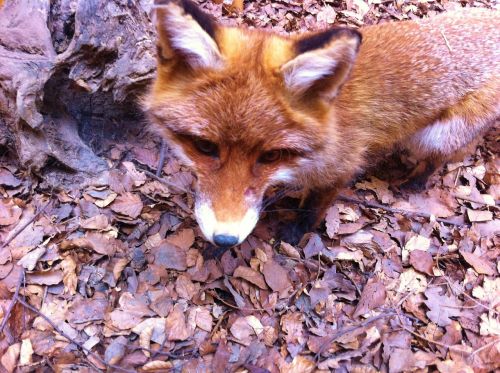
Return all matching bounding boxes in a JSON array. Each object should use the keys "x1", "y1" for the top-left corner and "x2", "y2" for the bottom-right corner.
[{"x1": 0, "y1": 0, "x2": 499, "y2": 372}]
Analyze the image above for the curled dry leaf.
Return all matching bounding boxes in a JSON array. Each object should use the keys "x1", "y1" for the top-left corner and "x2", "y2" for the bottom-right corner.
[
  {"x1": 142, "y1": 361, "x2": 173, "y2": 371},
  {"x1": 113, "y1": 257, "x2": 130, "y2": 280},
  {"x1": 19, "y1": 338, "x2": 33, "y2": 366},
  {"x1": 139, "y1": 325, "x2": 154, "y2": 357},
  {"x1": 18, "y1": 246, "x2": 46, "y2": 271},
  {"x1": 132, "y1": 318, "x2": 166, "y2": 346},
  {"x1": 60, "y1": 255, "x2": 78, "y2": 295}
]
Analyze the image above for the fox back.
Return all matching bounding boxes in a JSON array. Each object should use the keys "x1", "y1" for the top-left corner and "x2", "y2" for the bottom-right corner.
[{"x1": 144, "y1": 1, "x2": 499, "y2": 246}]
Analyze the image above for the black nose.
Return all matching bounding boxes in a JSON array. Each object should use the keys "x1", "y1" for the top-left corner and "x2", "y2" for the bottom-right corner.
[{"x1": 213, "y1": 234, "x2": 238, "y2": 247}]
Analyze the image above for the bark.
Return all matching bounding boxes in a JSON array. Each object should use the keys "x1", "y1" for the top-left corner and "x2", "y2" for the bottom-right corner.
[{"x1": 0, "y1": 0, "x2": 156, "y2": 185}]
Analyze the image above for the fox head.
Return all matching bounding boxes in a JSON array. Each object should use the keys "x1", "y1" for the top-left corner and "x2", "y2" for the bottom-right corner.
[{"x1": 144, "y1": 0, "x2": 361, "y2": 247}]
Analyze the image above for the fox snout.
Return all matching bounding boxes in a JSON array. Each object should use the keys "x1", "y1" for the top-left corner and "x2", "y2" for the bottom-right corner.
[{"x1": 194, "y1": 195, "x2": 260, "y2": 247}]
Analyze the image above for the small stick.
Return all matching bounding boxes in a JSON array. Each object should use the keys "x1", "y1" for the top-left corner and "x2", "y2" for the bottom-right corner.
[
  {"x1": 337, "y1": 194, "x2": 464, "y2": 227},
  {"x1": 16, "y1": 298, "x2": 135, "y2": 373},
  {"x1": 440, "y1": 30, "x2": 453, "y2": 52},
  {"x1": 0, "y1": 269, "x2": 25, "y2": 335},
  {"x1": 156, "y1": 139, "x2": 167, "y2": 177},
  {"x1": 452, "y1": 194, "x2": 500, "y2": 209},
  {"x1": 316, "y1": 310, "x2": 395, "y2": 358},
  {"x1": 1, "y1": 201, "x2": 51, "y2": 250},
  {"x1": 138, "y1": 166, "x2": 193, "y2": 195}
]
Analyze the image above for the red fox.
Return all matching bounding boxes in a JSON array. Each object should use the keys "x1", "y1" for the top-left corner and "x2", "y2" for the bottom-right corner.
[{"x1": 144, "y1": 0, "x2": 499, "y2": 247}]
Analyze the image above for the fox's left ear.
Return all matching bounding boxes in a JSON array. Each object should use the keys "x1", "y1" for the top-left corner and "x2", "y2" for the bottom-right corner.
[
  {"x1": 154, "y1": 0, "x2": 223, "y2": 70},
  {"x1": 282, "y1": 28, "x2": 362, "y2": 99}
]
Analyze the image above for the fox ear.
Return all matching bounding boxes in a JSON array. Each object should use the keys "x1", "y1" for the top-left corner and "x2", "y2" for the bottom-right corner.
[
  {"x1": 154, "y1": 0, "x2": 223, "y2": 69},
  {"x1": 281, "y1": 28, "x2": 361, "y2": 99}
]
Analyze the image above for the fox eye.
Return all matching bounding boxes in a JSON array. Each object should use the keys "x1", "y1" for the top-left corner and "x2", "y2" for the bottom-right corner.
[
  {"x1": 193, "y1": 138, "x2": 219, "y2": 157},
  {"x1": 258, "y1": 149, "x2": 282, "y2": 164}
]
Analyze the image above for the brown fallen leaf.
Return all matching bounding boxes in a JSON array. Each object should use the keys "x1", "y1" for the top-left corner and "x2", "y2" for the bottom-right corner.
[
  {"x1": 353, "y1": 278, "x2": 386, "y2": 318},
  {"x1": 26, "y1": 270, "x2": 63, "y2": 285},
  {"x1": 195, "y1": 307, "x2": 213, "y2": 332},
  {"x1": 262, "y1": 260, "x2": 292, "y2": 294},
  {"x1": 303, "y1": 233, "x2": 325, "y2": 259},
  {"x1": 104, "y1": 336, "x2": 127, "y2": 365},
  {"x1": 0, "y1": 199, "x2": 22, "y2": 226},
  {"x1": 467, "y1": 209, "x2": 493, "y2": 222},
  {"x1": 80, "y1": 214, "x2": 110, "y2": 230},
  {"x1": 409, "y1": 250, "x2": 434, "y2": 276},
  {"x1": 0, "y1": 168, "x2": 21, "y2": 188},
  {"x1": 165, "y1": 228, "x2": 195, "y2": 251},
  {"x1": 153, "y1": 241, "x2": 187, "y2": 271},
  {"x1": 109, "y1": 309, "x2": 144, "y2": 330},
  {"x1": 166, "y1": 304, "x2": 192, "y2": 341},
  {"x1": 110, "y1": 192, "x2": 143, "y2": 219},
  {"x1": 460, "y1": 250, "x2": 496, "y2": 276},
  {"x1": 233, "y1": 265, "x2": 267, "y2": 289},
  {"x1": 0, "y1": 343, "x2": 20, "y2": 373},
  {"x1": 230, "y1": 316, "x2": 255, "y2": 342},
  {"x1": 325, "y1": 205, "x2": 340, "y2": 239},
  {"x1": 282, "y1": 354, "x2": 315, "y2": 373},
  {"x1": 424, "y1": 287, "x2": 461, "y2": 327},
  {"x1": 59, "y1": 232, "x2": 124, "y2": 256}
]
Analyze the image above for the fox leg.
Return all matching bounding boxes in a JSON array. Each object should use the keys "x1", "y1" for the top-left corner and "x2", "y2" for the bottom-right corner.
[
  {"x1": 405, "y1": 86, "x2": 499, "y2": 190},
  {"x1": 279, "y1": 186, "x2": 339, "y2": 245}
]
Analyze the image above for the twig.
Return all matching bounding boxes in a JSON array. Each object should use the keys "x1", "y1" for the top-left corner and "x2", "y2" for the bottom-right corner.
[
  {"x1": 440, "y1": 30, "x2": 453, "y2": 52},
  {"x1": 0, "y1": 269, "x2": 25, "y2": 335},
  {"x1": 138, "y1": 166, "x2": 193, "y2": 195},
  {"x1": 316, "y1": 310, "x2": 395, "y2": 358},
  {"x1": 156, "y1": 139, "x2": 167, "y2": 177},
  {"x1": 469, "y1": 337, "x2": 500, "y2": 358},
  {"x1": 452, "y1": 194, "x2": 500, "y2": 209},
  {"x1": 207, "y1": 290, "x2": 268, "y2": 312},
  {"x1": 152, "y1": 334, "x2": 168, "y2": 359},
  {"x1": 16, "y1": 298, "x2": 135, "y2": 373},
  {"x1": 337, "y1": 194, "x2": 464, "y2": 227},
  {"x1": 0, "y1": 201, "x2": 51, "y2": 250}
]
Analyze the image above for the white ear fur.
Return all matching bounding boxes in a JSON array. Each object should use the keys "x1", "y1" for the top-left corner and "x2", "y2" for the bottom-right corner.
[
  {"x1": 281, "y1": 35, "x2": 360, "y2": 97},
  {"x1": 155, "y1": 4, "x2": 223, "y2": 69}
]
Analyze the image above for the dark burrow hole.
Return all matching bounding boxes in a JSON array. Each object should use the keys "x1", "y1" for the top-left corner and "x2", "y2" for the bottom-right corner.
[{"x1": 41, "y1": 68, "x2": 147, "y2": 156}]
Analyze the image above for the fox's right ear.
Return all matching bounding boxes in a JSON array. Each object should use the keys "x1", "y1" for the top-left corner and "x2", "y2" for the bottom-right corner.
[
  {"x1": 154, "y1": 0, "x2": 223, "y2": 70},
  {"x1": 282, "y1": 28, "x2": 361, "y2": 99}
]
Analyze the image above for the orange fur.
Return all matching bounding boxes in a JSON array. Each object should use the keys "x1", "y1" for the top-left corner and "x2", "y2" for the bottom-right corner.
[{"x1": 145, "y1": 1, "x2": 499, "y2": 245}]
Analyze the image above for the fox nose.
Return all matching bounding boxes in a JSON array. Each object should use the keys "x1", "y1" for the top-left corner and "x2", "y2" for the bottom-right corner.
[{"x1": 213, "y1": 234, "x2": 239, "y2": 247}]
